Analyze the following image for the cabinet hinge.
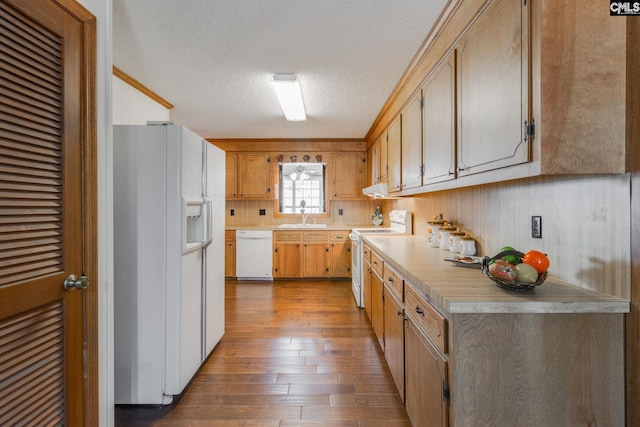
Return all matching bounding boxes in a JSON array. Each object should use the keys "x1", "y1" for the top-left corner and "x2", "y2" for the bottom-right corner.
[
  {"x1": 420, "y1": 96, "x2": 424, "y2": 109},
  {"x1": 420, "y1": 165, "x2": 424, "y2": 176},
  {"x1": 267, "y1": 157, "x2": 271, "y2": 163},
  {"x1": 524, "y1": 118, "x2": 535, "y2": 141},
  {"x1": 443, "y1": 384, "x2": 450, "y2": 400}
]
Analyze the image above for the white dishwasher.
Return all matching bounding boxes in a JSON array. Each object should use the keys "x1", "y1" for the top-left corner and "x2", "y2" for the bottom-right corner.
[{"x1": 235, "y1": 230, "x2": 273, "y2": 280}]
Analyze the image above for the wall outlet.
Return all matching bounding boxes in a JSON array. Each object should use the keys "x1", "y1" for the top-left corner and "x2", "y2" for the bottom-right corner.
[
  {"x1": 230, "y1": 209, "x2": 235, "y2": 216},
  {"x1": 531, "y1": 216, "x2": 542, "y2": 238},
  {"x1": 338, "y1": 208, "x2": 343, "y2": 216},
  {"x1": 259, "y1": 209, "x2": 266, "y2": 216}
]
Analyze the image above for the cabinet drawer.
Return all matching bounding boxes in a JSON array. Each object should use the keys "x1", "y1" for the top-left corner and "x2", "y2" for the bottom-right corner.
[
  {"x1": 404, "y1": 285, "x2": 447, "y2": 354},
  {"x1": 225, "y1": 230, "x2": 235, "y2": 241},
  {"x1": 363, "y1": 243, "x2": 372, "y2": 265},
  {"x1": 330, "y1": 231, "x2": 349, "y2": 242},
  {"x1": 303, "y1": 231, "x2": 329, "y2": 242},
  {"x1": 383, "y1": 263, "x2": 403, "y2": 302},
  {"x1": 274, "y1": 231, "x2": 301, "y2": 242},
  {"x1": 370, "y1": 250, "x2": 383, "y2": 279}
]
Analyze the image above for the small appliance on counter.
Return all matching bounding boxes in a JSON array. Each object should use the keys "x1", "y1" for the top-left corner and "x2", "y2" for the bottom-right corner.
[{"x1": 348, "y1": 210, "x2": 412, "y2": 308}]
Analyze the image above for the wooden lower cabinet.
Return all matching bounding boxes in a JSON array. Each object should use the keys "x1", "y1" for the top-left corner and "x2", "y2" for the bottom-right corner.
[
  {"x1": 272, "y1": 230, "x2": 351, "y2": 279},
  {"x1": 273, "y1": 242, "x2": 302, "y2": 278},
  {"x1": 371, "y1": 270, "x2": 384, "y2": 349},
  {"x1": 329, "y1": 242, "x2": 351, "y2": 277},
  {"x1": 225, "y1": 230, "x2": 235, "y2": 277},
  {"x1": 383, "y1": 282, "x2": 405, "y2": 402},
  {"x1": 302, "y1": 243, "x2": 330, "y2": 277},
  {"x1": 363, "y1": 260, "x2": 372, "y2": 322},
  {"x1": 405, "y1": 313, "x2": 448, "y2": 427},
  {"x1": 364, "y1": 247, "x2": 624, "y2": 427}
]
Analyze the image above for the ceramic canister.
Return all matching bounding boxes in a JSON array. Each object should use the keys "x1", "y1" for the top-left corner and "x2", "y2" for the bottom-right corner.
[
  {"x1": 459, "y1": 234, "x2": 477, "y2": 256},
  {"x1": 426, "y1": 217, "x2": 446, "y2": 248},
  {"x1": 448, "y1": 231, "x2": 466, "y2": 253},
  {"x1": 438, "y1": 225, "x2": 458, "y2": 250}
]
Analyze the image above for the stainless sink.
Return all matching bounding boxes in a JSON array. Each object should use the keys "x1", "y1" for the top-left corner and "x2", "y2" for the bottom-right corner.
[{"x1": 277, "y1": 223, "x2": 327, "y2": 229}]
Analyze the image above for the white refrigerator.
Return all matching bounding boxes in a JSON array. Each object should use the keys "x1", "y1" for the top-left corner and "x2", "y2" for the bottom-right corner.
[{"x1": 113, "y1": 124, "x2": 225, "y2": 405}]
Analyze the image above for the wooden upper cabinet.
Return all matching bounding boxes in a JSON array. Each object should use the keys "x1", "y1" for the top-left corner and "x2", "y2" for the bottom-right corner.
[
  {"x1": 332, "y1": 153, "x2": 366, "y2": 199},
  {"x1": 237, "y1": 153, "x2": 272, "y2": 199},
  {"x1": 368, "y1": 131, "x2": 388, "y2": 186},
  {"x1": 225, "y1": 154, "x2": 238, "y2": 198},
  {"x1": 534, "y1": 0, "x2": 629, "y2": 174},
  {"x1": 422, "y1": 51, "x2": 456, "y2": 185},
  {"x1": 387, "y1": 116, "x2": 402, "y2": 193},
  {"x1": 379, "y1": 129, "x2": 388, "y2": 183},
  {"x1": 401, "y1": 91, "x2": 423, "y2": 190},
  {"x1": 368, "y1": 140, "x2": 380, "y2": 186},
  {"x1": 456, "y1": 0, "x2": 529, "y2": 176}
]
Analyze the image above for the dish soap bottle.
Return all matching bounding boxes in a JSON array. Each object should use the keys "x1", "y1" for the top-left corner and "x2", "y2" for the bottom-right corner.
[{"x1": 371, "y1": 206, "x2": 383, "y2": 226}]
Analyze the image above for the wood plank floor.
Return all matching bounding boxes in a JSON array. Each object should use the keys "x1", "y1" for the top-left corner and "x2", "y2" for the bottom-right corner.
[{"x1": 115, "y1": 279, "x2": 411, "y2": 427}]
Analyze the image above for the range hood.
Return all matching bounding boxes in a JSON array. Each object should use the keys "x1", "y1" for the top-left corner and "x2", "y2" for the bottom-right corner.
[{"x1": 362, "y1": 183, "x2": 389, "y2": 198}]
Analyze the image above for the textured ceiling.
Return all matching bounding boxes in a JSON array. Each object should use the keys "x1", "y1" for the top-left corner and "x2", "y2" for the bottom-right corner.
[{"x1": 113, "y1": 0, "x2": 448, "y2": 139}]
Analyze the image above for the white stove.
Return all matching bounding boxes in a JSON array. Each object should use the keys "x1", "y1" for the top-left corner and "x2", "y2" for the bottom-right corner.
[{"x1": 349, "y1": 210, "x2": 412, "y2": 307}]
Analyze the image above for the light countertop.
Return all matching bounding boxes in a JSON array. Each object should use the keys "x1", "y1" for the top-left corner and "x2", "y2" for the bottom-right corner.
[
  {"x1": 226, "y1": 224, "x2": 373, "y2": 231},
  {"x1": 363, "y1": 235, "x2": 629, "y2": 316}
]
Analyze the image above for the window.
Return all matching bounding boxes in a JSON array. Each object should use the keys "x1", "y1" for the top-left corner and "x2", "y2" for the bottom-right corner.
[{"x1": 279, "y1": 163, "x2": 326, "y2": 214}]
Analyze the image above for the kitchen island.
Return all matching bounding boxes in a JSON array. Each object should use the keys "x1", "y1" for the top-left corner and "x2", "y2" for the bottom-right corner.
[{"x1": 363, "y1": 235, "x2": 628, "y2": 427}]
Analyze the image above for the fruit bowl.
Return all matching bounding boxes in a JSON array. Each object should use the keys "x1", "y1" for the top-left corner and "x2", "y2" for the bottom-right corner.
[{"x1": 481, "y1": 250, "x2": 547, "y2": 291}]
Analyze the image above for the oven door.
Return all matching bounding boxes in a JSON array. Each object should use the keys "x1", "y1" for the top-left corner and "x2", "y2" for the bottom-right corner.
[{"x1": 349, "y1": 233, "x2": 363, "y2": 307}]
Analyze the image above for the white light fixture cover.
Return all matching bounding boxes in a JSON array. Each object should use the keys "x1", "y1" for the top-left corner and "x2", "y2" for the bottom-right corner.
[{"x1": 271, "y1": 74, "x2": 306, "y2": 121}]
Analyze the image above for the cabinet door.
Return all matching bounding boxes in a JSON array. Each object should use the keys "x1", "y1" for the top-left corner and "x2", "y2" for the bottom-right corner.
[
  {"x1": 238, "y1": 153, "x2": 271, "y2": 198},
  {"x1": 383, "y1": 285, "x2": 405, "y2": 402},
  {"x1": 387, "y1": 116, "x2": 402, "y2": 193},
  {"x1": 401, "y1": 91, "x2": 422, "y2": 190},
  {"x1": 273, "y1": 243, "x2": 301, "y2": 278},
  {"x1": 405, "y1": 316, "x2": 449, "y2": 427},
  {"x1": 225, "y1": 153, "x2": 238, "y2": 198},
  {"x1": 423, "y1": 52, "x2": 456, "y2": 185},
  {"x1": 333, "y1": 153, "x2": 366, "y2": 199},
  {"x1": 363, "y1": 261, "x2": 372, "y2": 321},
  {"x1": 457, "y1": 0, "x2": 528, "y2": 176},
  {"x1": 302, "y1": 243, "x2": 329, "y2": 277},
  {"x1": 370, "y1": 131, "x2": 388, "y2": 185},
  {"x1": 225, "y1": 231, "x2": 236, "y2": 277},
  {"x1": 369, "y1": 139, "x2": 380, "y2": 185},
  {"x1": 330, "y1": 242, "x2": 351, "y2": 277},
  {"x1": 379, "y1": 129, "x2": 388, "y2": 183},
  {"x1": 371, "y1": 271, "x2": 384, "y2": 348},
  {"x1": 224, "y1": 240, "x2": 235, "y2": 277}
]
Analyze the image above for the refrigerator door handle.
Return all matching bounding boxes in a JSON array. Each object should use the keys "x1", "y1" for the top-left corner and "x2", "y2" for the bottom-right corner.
[{"x1": 202, "y1": 197, "x2": 213, "y2": 249}]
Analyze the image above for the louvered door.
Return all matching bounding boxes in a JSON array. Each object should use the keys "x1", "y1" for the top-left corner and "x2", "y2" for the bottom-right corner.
[{"x1": 0, "y1": 0, "x2": 88, "y2": 425}]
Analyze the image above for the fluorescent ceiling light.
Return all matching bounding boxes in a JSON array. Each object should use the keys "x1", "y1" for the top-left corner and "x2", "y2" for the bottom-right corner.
[{"x1": 271, "y1": 74, "x2": 306, "y2": 121}]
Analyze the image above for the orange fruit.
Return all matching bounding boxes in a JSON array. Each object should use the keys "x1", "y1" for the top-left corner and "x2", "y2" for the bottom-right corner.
[{"x1": 522, "y1": 250, "x2": 550, "y2": 273}]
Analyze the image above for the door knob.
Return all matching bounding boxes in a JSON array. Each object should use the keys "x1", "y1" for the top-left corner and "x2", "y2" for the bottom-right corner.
[{"x1": 64, "y1": 274, "x2": 90, "y2": 290}]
